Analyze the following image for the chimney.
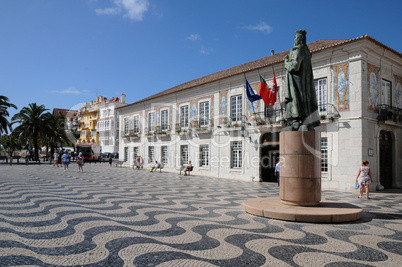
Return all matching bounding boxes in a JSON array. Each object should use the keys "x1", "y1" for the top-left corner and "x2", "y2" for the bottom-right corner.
[
  {"x1": 271, "y1": 50, "x2": 275, "y2": 56},
  {"x1": 121, "y1": 93, "x2": 126, "y2": 104}
]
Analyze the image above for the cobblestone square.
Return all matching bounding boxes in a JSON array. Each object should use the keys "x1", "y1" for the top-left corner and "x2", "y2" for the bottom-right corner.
[{"x1": 0, "y1": 163, "x2": 401, "y2": 266}]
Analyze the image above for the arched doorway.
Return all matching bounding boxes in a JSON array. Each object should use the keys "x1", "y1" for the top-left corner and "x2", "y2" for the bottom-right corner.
[
  {"x1": 260, "y1": 132, "x2": 280, "y2": 182},
  {"x1": 379, "y1": 130, "x2": 393, "y2": 189}
]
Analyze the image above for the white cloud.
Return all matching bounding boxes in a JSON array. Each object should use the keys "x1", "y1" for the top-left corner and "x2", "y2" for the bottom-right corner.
[
  {"x1": 95, "y1": 0, "x2": 149, "y2": 21},
  {"x1": 243, "y1": 21, "x2": 273, "y2": 34},
  {"x1": 51, "y1": 87, "x2": 89, "y2": 95},
  {"x1": 200, "y1": 47, "x2": 213, "y2": 55},
  {"x1": 187, "y1": 34, "x2": 201, "y2": 41}
]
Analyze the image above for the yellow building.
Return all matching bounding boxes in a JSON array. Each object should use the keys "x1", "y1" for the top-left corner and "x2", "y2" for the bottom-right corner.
[{"x1": 76, "y1": 97, "x2": 104, "y2": 145}]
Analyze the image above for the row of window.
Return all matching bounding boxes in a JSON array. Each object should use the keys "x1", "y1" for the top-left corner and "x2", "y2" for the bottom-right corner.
[
  {"x1": 81, "y1": 130, "x2": 97, "y2": 137},
  {"x1": 123, "y1": 138, "x2": 329, "y2": 172},
  {"x1": 101, "y1": 109, "x2": 113, "y2": 118},
  {"x1": 97, "y1": 119, "x2": 114, "y2": 130},
  {"x1": 123, "y1": 97, "x2": 238, "y2": 135},
  {"x1": 124, "y1": 142, "x2": 243, "y2": 169},
  {"x1": 125, "y1": 138, "x2": 329, "y2": 172},
  {"x1": 122, "y1": 77, "x2": 330, "y2": 135}
]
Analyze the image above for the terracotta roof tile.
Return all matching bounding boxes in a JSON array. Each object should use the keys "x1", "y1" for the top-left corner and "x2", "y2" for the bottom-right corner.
[{"x1": 121, "y1": 36, "x2": 400, "y2": 108}]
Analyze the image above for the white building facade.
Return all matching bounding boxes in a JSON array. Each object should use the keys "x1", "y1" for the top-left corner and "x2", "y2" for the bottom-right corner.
[
  {"x1": 97, "y1": 94, "x2": 127, "y2": 153},
  {"x1": 117, "y1": 36, "x2": 402, "y2": 191}
]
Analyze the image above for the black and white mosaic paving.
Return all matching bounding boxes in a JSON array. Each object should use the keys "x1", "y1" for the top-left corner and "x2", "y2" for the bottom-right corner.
[{"x1": 0, "y1": 163, "x2": 401, "y2": 266}]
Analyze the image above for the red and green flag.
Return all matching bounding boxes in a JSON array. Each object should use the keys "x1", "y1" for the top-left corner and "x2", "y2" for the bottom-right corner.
[{"x1": 258, "y1": 75, "x2": 270, "y2": 106}]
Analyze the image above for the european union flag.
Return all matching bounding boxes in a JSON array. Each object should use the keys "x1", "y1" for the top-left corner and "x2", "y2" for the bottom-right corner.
[{"x1": 245, "y1": 78, "x2": 262, "y2": 102}]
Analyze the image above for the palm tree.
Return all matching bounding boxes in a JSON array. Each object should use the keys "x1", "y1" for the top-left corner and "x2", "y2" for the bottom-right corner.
[
  {"x1": 43, "y1": 112, "x2": 69, "y2": 156},
  {"x1": 12, "y1": 103, "x2": 50, "y2": 162},
  {"x1": 0, "y1": 95, "x2": 17, "y2": 136}
]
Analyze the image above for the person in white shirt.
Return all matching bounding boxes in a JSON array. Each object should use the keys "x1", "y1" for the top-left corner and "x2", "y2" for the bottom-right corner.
[
  {"x1": 150, "y1": 161, "x2": 160, "y2": 172},
  {"x1": 53, "y1": 151, "x2": 59, "y2": 167}
]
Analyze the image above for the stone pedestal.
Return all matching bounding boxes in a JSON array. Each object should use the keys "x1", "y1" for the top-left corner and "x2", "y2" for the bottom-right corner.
[{"x1": 279, "y1": 131, "x2": 321, "y2": 206}]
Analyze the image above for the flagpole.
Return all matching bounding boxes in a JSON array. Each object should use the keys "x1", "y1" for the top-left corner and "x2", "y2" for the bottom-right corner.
[
  {"x1": 272, "y1": 65, "x2": 284, "y2": 122},
  {"x1": 245, "y1": 74, "x2": 257, "y2": 116}
]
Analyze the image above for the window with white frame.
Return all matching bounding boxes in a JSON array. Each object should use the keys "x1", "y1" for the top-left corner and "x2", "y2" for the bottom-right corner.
[
  {"x1": 161, "y1": 146, "x2": 168, "y2": 165},
  {"x1": 381, "y1": 79, "x2": 392, "y2": 106},
  {"x1": 321, "y1": 137, "x2": 328, "y2": 173},
  {"x1": 231, "y1": 95, "x2": 242, "y2": 122},
  {"x1": 315, "y1": 78, "x2": 327, "y2": 114},
  {"x1": 199, "y1": 101, "x2": 210, "y2": 127},
  {"x1": 133, "y1": 116, "x2": 140, "y2": 133},
  {"x1": 199, "y1": 145, "x2": 209, "y2": 167},
  {"x1": 180, "y1": 145, "x2": 188, "y2": 165},
  {"x1": 161, "y1": 109, "x2": 169, "y2": 131},
  {"x1": 180, "y1": 105, "x2": 189, "y2": 128},
  {"x1": 231, "y1": 141, "x2": 242, "y2": 168},
  {"x1": 123, "y1": 117, "x2": 129, "y2": 135},
  {"x1": 148, "y1": 146, "x2": 154, "y2": 163},
  {"x1": 148, "y1": 112, "x2": 155, "y2": 132}
]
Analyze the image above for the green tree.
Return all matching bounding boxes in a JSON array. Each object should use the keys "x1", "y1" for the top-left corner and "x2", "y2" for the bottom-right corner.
[
  {"x1": 0, "y1": 134, "x2": 21, "y2": 165},
  {"x1": 0, "y1": 95, "x2": 17, "y2": 136},
  {"x1": 12, "y1": 103, "x2": 50, "y2": 162}
]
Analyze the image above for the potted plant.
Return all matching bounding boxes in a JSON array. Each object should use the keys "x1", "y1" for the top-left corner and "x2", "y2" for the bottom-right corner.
[{"x1": 158, "y1": 131, "x2": 169, "y2": 137}]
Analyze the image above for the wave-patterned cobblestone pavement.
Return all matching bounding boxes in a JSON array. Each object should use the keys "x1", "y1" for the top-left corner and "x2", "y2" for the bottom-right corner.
[{"x1": 0, "y1": 164, "x2": 401, "y2": 266}]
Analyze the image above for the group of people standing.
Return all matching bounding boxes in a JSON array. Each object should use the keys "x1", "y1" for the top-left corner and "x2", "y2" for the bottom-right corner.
[{"x1": 53, "y1": 151, "x2": 84, "y2": 172}]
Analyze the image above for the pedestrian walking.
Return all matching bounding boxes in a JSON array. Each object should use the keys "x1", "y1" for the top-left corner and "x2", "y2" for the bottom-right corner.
[
  {"x1": 136, "y1": 155, "x2": 142, "y2": 169},
  {"x1": 61, "y1": 151, "x2": 71, "y2": 172},
  {"x1": 53, "y1": 151, "x2": 59, "y2": 167},
  {"x1": 355, "y1": 160, "x2": 373, "y2": 199},
  {"x1": 274, "y1": 158, "x2": 280, "y2": 186},
  {"x1": 77, "y1": 152, "x2": 84, "y2": 172}
]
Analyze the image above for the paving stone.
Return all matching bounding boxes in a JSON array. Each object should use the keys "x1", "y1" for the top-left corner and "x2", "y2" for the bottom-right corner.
[{"x1": 0, "y1": 163, "x2": 401, "y2": 266}]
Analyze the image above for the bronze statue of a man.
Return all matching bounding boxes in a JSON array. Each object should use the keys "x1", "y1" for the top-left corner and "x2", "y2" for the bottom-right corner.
[{"x1": 284, "y1": 30, "x2": 320, "y2": 131}]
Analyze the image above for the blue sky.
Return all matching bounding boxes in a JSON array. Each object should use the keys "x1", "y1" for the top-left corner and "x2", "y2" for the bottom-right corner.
[{"x1": 1, "y1": 0, "x2": 401, "y2": 120}]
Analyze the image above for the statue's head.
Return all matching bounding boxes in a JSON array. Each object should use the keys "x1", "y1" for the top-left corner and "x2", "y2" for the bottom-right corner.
[{"x1": 294, "y1": 30, "x2": 307, "y2": 45}]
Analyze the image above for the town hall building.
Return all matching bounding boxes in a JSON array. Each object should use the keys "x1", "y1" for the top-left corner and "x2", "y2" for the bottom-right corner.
[{"x1": 116, "y1": 35, "x2": 402, "y2": 191}]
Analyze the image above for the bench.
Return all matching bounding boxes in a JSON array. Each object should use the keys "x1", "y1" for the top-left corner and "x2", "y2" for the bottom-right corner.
[
  {"x1": 158, "y1": 164, "x2": 164, "y2": 173},
  {"x1": 116, "y1": 160, "x2": 124, "y2": 167},
  {"x1": 180, "y1": 166, "x2": 193, "y2": 175},
  {"x1": 150, "y1": 164, "x2": 163, "y2": 172}
]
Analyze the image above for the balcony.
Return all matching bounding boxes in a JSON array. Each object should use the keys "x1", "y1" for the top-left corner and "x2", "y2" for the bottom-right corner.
[
  {"x1": 155, "y1": 125, "x2": 171, "y2": 138},
  {"x1": 144, "y1": 128, "x2": 156, "y2": 139},
  {"x1": 377, "y1": 104, "x2": 402, "y2": 123},
  {"x1": 317, "y1": 104, "x2": 341, "y2": 122},
  {"x1": 191, "y1": 119, "x2": 213, "y2": 134},
  {"x1": 99, "y1": 136, "x2": 110, "y2": 141},
  {"x1": 252, "y1": 106, "x2": 284, "y2": 127},
  {"x1": 130, "y1": 134, "x2": 141, "y2": 141},
  {"x1": 175, "y1": 123, "x2": 191, "y2": 136},
  {"x1": 222, "y1": 115, "x2": 248, "y2": 131}
]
